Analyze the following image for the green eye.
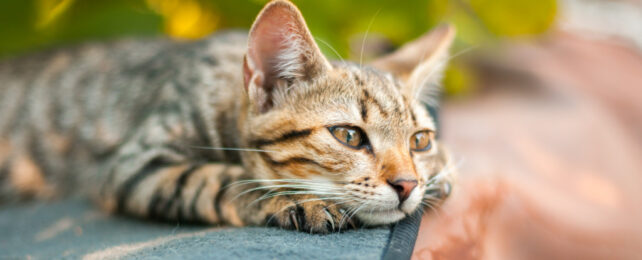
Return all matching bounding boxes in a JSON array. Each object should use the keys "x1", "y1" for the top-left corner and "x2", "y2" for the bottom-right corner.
[
  {"x1": 410, "y1": 131, "x2": 433, "y2": 151},
  {"x1": 329, "y1": 126, "x2": 364, "y2": 148}
]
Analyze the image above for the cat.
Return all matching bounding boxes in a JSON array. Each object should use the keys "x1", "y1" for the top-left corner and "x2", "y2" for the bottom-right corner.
[{"x1": 0, "y1": 0, "x2": 455, "y2": 233}]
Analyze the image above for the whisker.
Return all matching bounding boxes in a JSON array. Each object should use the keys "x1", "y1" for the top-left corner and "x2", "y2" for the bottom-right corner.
[
  {"x1": 338, "y1": 207, "x2": 356, "y2": 232},
  {"x1": 316, "y1": 37, "x2": 346, "y2": 64},
  {"x1": 229, "y1": 178, "x2": 342, "y2": 185},
  {"x1": 225, "y1": 178, "x2": 341, "y2": 189},
  {"x1": 422, "y1": 193, "x2": 442, "y2": 200},
  {"x1": 248, "y1": 184, "x2": 341, "y2": 191},
  {"x1": 420, "y1": 201, "x2": 442, "y2": 217},
  {"x1": 250, "y1": 190, "x2": 346, "y2": 203},
  {"x1": 246, "y1": 187, "x2": 279, "y2": 207},
  {"x1": 238, "y1": 183, "x2": 341, "y2": 193},
  {"x1": 449, "y1": 45, "x2": 479, "y2": 61},
  {"x1": 425, "y1": 157, "x2": 460, "y2": 187},
  {"x1": 232, "y1": 184, "x2": 342, "y2": 202},
  {"x1": 248, "y1": 193, "x2": 349, "y2": 208},
  {"x1": 188, "y1": 146, "x2": 278, "y2": 153},
  {"x1": 339, "y1": 200, "x2": 370, "y2": 231},
  {"x1": 359, "y1": 8, "x2": 382, "y2": 68},
  {"x1": 422, "y1": 194, "x2": 445, "y2": 206},
  {"x1": 423, "y1": 199, "x2": 444, "y2": 213},
  {"x1": 289, "y1": 197, "x2": 356, "y2": 210}
]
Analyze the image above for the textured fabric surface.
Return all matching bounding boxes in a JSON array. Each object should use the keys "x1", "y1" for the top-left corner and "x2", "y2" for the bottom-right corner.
[{"x1": 0, "y1": 199, "x2": 391, "y2": 259}]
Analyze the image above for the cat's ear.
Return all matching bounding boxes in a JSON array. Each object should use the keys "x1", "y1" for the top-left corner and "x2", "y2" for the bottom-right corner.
[
  {"x1": 243, "y1": 0, "x2": 331, "y2": 113},
  {"x1": 371, "y1": 24, "x2": 455, "y2": 104}
]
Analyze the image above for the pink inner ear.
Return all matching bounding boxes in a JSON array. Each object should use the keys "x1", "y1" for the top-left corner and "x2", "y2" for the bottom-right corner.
[
  {"x1": 246, "y1": 4, "x2": 304, "y2": 90},
  {"x1": 243, "y1": 1, "x2": 330, "y2": 113}
]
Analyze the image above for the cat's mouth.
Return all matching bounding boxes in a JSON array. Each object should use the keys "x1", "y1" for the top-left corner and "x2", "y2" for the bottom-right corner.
[{"x1": 355, "y1": 208, "x2": 407, "y2": 225}]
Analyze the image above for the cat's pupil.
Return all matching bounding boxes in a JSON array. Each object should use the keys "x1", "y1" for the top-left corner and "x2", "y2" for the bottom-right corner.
[
  {"x1": 410, "y1": 131, "x2": 432, "y2": 151},
  {"x1": 415, "y1": 133, "x2": 426, "y2": 147},
  {"x1": 346, "y1": 130, "x2": 354, "y2": 143}
]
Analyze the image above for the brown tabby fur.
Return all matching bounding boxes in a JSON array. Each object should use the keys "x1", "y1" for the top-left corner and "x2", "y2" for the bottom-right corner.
[{"x1": 0, "y1": 0, "x2": 455, "y2": 233}]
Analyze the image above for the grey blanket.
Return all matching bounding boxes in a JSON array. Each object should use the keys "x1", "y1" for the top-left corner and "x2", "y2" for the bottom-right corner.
[{"x1": 0, "y1": 199, "x2": 420, "y2": 259}]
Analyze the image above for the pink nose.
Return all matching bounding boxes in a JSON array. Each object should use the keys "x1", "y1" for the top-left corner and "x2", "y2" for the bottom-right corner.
[{"x1": 387, "y1": 179, "x2": 418, "y2": 204}]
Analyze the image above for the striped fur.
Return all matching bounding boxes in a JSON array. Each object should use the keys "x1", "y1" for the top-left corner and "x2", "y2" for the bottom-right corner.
[{"x1": 0, "y1": 0, "x2": 455, "y2": 233}]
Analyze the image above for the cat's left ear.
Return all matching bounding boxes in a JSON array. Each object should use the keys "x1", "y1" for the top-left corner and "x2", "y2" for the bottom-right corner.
[
  {"x1": 243, "y1": 0, "x2": 332, "y2": 113},
  {"x1": 371, "y1": 24, "x2": 455, "y2": 102}
]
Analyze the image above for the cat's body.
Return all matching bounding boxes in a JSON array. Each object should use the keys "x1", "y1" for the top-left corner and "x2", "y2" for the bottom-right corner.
[
  {"x1": 0, "y1": 32, "x2": 247, "y2": 200},
  {"x1": 0, "y1": 0, "x2": 454, "y2": 233}
]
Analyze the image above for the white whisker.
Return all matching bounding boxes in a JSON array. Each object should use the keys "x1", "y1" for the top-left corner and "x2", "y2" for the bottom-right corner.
[
  {"x1": 229, "y1": 178, "x2": 341, "y2": 185},
  {"x1": 189, "y1": 146, "x2": 278, "y2": 153},
  {"x1": 339, "y1": 199, "x2": 370, "y2": 231},
  {"x1": 253, "y1": 190, "x2": 344, "y2": 200},
  {"x1": 359, "y1": 8, "x2": 382, "y2": 68},
  {"x1": 316, "y1": 37, "x2": 346, "y2": 64},
  {"x1": 248, "y1": 191, "x2": 347, "y2": 207},
  {"x1": 226, "y1": 178, "x2": 341, "y2": 189},
  {"x1": 232, "y1": 184, "x2": 341, "y2": 202},
  {"x1": 425, "y1": 157, "x2": 461, "y2": 187},
  {"x1": 420, "y1": 200, "x2": 442, "y2": 218}
]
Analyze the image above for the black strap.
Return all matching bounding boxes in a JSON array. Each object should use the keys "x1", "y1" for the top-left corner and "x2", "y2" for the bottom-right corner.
[
  {"x1": 381, "y1": 103, "x2": 440, "y2": 260},
  {"x1": 381, "y1": 209, "x2": 423, "y2": 260}
]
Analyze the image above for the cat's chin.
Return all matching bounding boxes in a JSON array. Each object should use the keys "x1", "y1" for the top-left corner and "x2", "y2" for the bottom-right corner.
[{"x1": 356, "y1": 209, "x2": 407, "y2": 226}]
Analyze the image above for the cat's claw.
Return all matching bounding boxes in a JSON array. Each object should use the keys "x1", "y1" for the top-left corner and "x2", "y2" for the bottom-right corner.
[
  {"x1": 266, "y1": 195, "x2": 353, "y2": 234},
  {"x1": 289, "y1": 208, "x2": 301, "y2": 231},
  {"x1": 323, "y1": 208, "x2": 335, "y2": 231}
]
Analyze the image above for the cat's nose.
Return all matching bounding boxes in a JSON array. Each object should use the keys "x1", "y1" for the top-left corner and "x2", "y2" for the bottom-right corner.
[{"x1": 387, "y1": 179, "x2": 418, "y2": 204}]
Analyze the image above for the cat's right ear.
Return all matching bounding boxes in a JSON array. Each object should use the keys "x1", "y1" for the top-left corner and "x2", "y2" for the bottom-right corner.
[
  {"x1": 371, "y1": 24, "x2": 455, "y2": 105},
  {"x1": 243, "y1": 0, "x2": 331, "y2": 113}
]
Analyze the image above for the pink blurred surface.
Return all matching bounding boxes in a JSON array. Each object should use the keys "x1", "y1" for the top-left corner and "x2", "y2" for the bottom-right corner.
[{"x1": 413, "y1": 31, "x2": 642, "y2": 259}]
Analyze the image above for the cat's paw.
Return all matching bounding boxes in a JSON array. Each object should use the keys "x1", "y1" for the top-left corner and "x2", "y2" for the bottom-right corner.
[{"x1": 264, "y1": 195, "x2": 357, "y2": 234}]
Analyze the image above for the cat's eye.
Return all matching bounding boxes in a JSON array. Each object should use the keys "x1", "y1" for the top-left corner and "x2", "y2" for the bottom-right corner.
[
  {"x1": 329, "y1": 126, "x2": 365, "y2": 148},
  {"x1": 410, "y1": 131, "x2": 433, "y2": 152}
]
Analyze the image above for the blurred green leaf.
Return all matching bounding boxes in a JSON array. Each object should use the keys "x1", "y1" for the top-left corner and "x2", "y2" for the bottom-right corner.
[
  {"x1": 0, "y1": 0, "x2": 558, "y2": 97},
  {"x1": 443, "y1": 61, "x2": 476, "y2": 97},
  {"x1": 468, "y1": 0, "x2": 557, "y2": 36}
]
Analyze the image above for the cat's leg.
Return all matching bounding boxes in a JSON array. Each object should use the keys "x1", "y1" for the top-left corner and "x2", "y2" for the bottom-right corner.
[
  {"x1": 97, "y1": 146, "x2": 248, "y2": 224},
  {"x1": 99, "y1": 146, "x2": 353, "y2": 232},
  {"x1": 96, "y1": 114, "x2": 352, "y2": 231},
  {"x1": 93, "y1": 109, "x2": 252, "y2": 224}
]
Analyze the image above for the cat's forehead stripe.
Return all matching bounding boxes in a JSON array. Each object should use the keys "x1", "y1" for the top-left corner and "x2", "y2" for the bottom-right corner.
[
  {"x1": 348, "y1": 69, "x2": 417, "y2": 126},
  {"x1": 361, "y1": 88, "x2": 388, "y2": 119},
  {"x1": 397, "y1": 95, "x2": 415, "y2": 126}
]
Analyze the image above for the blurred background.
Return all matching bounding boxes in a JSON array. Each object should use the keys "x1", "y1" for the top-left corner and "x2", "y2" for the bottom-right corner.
[
  {"x1": 0, "y1": 0, "x2": 640, "y2": 98},
  {"x1": 0, "y1": 0, "x2": 560, "y2": 96},
  {"x1": 1, "y1": 0, "x2": 641, "y2": 259}
]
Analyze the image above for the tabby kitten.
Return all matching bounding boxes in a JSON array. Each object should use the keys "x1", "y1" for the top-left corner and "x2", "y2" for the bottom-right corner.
[{"x1": 0, "y1": 0, "x2": 455, "y2": 233}]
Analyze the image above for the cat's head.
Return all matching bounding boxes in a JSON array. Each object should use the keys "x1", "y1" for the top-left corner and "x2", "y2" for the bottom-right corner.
[{"x1": 240, "y1": 0, "x2": 454, "y2": 225}]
